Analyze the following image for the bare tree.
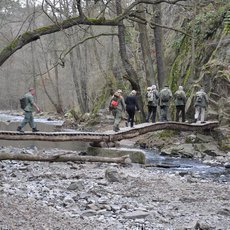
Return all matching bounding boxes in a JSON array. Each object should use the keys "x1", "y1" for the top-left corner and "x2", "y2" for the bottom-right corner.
[
  {"x1": 137, "y1": 3, "x2": 155, "y2": 86},
  {"x1": 152, "y1": 3, "x2": 166, "y2": 89}
]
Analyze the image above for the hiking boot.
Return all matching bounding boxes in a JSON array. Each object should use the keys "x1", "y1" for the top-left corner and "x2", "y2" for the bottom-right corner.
[
  {"x1": 32, "y1": 128, "x2": 39, "y2": 132},
  {"x1": 17, "y1": 126, "x2": 24, "y2": 133},
  {"x1": 113, "y1": 127, "x2": 119, "y2": 132}
]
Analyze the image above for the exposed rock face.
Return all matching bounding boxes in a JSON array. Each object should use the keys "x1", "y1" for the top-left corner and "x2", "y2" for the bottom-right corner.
[{"x1": 161, "y1": 3, "x2": 230, "y2": 125}]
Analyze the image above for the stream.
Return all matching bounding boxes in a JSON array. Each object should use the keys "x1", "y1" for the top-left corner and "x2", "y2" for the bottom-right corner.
[
  {"x1": 0, "y1": 111, "x2": 229, "y2": 182},
  {"x1": 144, "y1": 150, "x2": 230, "y2": 182}
]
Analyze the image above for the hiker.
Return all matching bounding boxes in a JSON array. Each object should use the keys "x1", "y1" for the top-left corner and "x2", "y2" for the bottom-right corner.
[
  {"x1": 125, "y1": 90, "x2": 139, "y2": 128},
  {"x1": 110, "y1": 89, "x2": 126, "y2": 132},
  {"x1": 174, "y1": 86, "x2": 186, "y2": 122},
  {"x1": 159, "y1": 85, "x2": 172, "y2": 122},
  {"x1": 17, "y1": 87, "x2": 41, "y2": 132},
  {"x1": 194, "y1": 88, "x2": 209, "y2": 123},
  {"x1": 146, "y1": 85, "x2": 159, "y2": 123}
]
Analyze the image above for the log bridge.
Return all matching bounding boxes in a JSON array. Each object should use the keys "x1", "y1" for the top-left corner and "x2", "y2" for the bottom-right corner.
[{"x1": 0, "y1": 121, "x2": 219, "y2": 143}]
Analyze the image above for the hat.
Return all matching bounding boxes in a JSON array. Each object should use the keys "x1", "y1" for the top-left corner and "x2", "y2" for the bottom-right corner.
[
  {"x1": 147, "y1": 87, "x2": 152, "y2": 91},
  {"x1": 117, "y1": 89, "x2": 122, "y2": 93},
  {"x1": 114, "y1": 92, "x2": 120, "y2": 97},
  {"x1": 131, "y1": 90, "x2": 136, "y2": 95},
  {"x1": 179, "y1": 86, "x2": 183, "y2": 90}
]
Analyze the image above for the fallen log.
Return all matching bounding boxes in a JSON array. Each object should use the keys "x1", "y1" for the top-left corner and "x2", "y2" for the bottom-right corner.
[{"x1": 0, "y1": 152, "x2": 130, "y2": 164}]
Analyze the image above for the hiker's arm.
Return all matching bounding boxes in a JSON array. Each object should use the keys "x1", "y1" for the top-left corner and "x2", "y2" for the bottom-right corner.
[{"x1": 32, "y1": 101, "x2": 41, "y2": 112}]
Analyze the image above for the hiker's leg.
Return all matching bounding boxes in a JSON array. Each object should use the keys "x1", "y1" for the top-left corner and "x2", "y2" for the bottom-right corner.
[
  {"x1": 176, "y1": 106, "x2": 180, "y2": 122},
  {"x1": 146, "y1": 106, "x2": 151, "y2": 122},
  {"x1": 181, "y1": 105, "x2": 186, "y2": 122},
  {"x1": 113, "y1": 110, "x2": 122, "y2": 131},
  {"x1": 152, "y1": 106, "x2": 157, "y2": 123},
  {"x1": 130, "y1": 110, "x2": 135, "y2": 127},
  {"x1": 28, "y1": 112, "x2": 35, "y2": 128},
  {"x1": 19, "y1": 111, "x2": 31, "y2": 129},
  {"x1": 200, "y1": 107, "x2": 205, "y2": 122},
  {"x1": 194, "y1": 106, "x2": 200, "y2": 122}
]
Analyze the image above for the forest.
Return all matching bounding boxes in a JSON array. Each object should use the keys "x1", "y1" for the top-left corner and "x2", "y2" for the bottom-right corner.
[{"x1": 0, "y1": 0, "x2": 229, "y2": 124}]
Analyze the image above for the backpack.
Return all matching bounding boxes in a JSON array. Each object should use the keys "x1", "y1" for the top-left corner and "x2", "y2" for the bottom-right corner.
[
  {"x1": 176, "y1": 91, "x2": 183, "y2": 100},
  {"x1": 109, "y1": 97, "x2": 119, "y2": 111},
  {"x1": 147, "y1": 90, "x2": 154, "y2": 102},
  {"x1": 161, "y1": 89, "x2": 170, "y2": 102},
  {"x1": 19, "y1": 96, "x2": 28, "y2": 110},
  {"x1": 196, "y1": 94, "x2": 203, "y2": 103}
]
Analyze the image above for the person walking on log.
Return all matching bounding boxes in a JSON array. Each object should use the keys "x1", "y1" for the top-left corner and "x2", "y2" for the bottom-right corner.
[
  {"x1": 159, "y1": 85, "x2": 172, "y2": 122},
  {"x1": 125, "y1": 90, "x2": 139, "y2": 128},
  {"x1": 17, "y1": 87, "x2": 41, "y2": 133},
  {"x1": 110, "y1": 89, "x2": 126, "y2": 132},
  {"x1": 194, "y1": 87, "x2": 209, "y2": 123},
  {"x1": 174, "y1": 86, "x2": 186, "y2": 122},
  {"x1": 146, "y1": 85, "x2": 159, "y2": 123}
]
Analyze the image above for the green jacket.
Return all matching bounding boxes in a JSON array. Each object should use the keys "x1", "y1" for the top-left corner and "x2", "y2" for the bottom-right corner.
[
  {"x1": 24, "y1": 92, "x2": 34, "y2": 112},
  {"x1": 159, "y1": 87, "x2": 172, "y2": 107},
  {"x1": 174, "y1": 89, "x2": 186, "y2": 106}
]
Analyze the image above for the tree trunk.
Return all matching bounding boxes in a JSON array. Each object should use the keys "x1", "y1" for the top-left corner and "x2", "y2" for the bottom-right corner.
[
  {"x1": 115, "y1": 0, "x2": 145, "y2": 121},
  {"x1": 137, "y1": 3, "x2": 155, "y2": 86},
  {"x1": 153, "y1": 4, "x2": 166, "y2": 89},
  {"x1": 0, "y1": 152, "x2": 129, "y2": 164}
]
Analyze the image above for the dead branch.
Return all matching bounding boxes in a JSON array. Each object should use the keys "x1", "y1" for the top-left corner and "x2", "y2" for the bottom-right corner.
[{"x1": 0, "y1": 152, "x2": 130, "y2": 164}]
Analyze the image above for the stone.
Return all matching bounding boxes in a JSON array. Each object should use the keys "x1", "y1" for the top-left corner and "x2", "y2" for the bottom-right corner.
[
  {"x1": 105, "y1": 167, "x2": 121, "y2": 182},
  {"x1": 123, "y1": 211, "x2": 150, "y2": 219}
]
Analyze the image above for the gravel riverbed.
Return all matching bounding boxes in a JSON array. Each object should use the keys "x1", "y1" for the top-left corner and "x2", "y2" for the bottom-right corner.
[{"x1": 0, "y1": 147, "x2": 229, "y2": 230}]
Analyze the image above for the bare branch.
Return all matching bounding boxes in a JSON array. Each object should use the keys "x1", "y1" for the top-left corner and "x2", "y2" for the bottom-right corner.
[{"x1": 0, "y1": 0, "x2": 186, "y2": 67}]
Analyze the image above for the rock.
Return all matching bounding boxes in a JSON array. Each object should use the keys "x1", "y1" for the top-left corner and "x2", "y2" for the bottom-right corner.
[
  {"x1": 105, "y1": 167, "x2": 121, "y2": 182},
  {"x1": 67, "y1": 181, "x2": 84, "y2": 191},
  {"x1": 87, "y1": 146, "x2": 146, "y2": 164},
  {"x1": 123, "y1": 210, "x2": 149, "y2": 219},
  {"x1": 80, "y1": 210, "x2": 97, "y2": 217}
]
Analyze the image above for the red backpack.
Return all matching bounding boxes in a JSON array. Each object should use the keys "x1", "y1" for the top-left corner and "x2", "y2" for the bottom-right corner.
[{"x1": 109, "y1": 96, "x2": 119, "y2": 111}]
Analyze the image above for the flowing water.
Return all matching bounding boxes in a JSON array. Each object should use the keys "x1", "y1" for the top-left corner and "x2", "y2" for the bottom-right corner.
[
  {"x1": 144, "y1": 150, "x2": 230, "y2": 182},
  {"x1": 0, "y1": 112, "x2": 229, "y2": 182}
]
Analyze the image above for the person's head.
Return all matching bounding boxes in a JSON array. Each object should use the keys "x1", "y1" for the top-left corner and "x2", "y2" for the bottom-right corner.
[
  {"x1": 114, "y1": 89, "x2": 122, "y2": 97},
  {"x1": 147, "y1": 87, "x2": 152, "y2": 91},
  {"x1": 179, "y1": 86, "x2": 183, "y2": 90},
  {"x1": 198, "y1": 87, "x2": 204, "y2": 92},
  {"x1": 29, "y1": 87, "x2": 35, "y2": 95},
  {"x1": 152, "y1": 85, "x2": 156, "y2": 90},
  {"x1": 130, "y1": 90, "x2": 136, "y2": 96}
]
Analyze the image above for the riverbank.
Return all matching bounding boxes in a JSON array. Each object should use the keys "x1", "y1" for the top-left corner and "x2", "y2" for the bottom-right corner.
[
  {"x1": 0, "y1": 111, "x2": 229, "y2": 229},
  {"x1": 0, "y1": 146, "x2": 229, "y2": 230}
]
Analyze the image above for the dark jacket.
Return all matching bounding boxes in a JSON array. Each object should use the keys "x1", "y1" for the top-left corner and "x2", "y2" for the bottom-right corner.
[{"x1": 125, "y1": 95, "x2": 139, "y2": 111}]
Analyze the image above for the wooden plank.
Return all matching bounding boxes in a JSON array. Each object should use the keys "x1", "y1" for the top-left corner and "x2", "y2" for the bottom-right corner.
[{"x1": 0, "y1": 121, "x2": 219, "y2": 142}]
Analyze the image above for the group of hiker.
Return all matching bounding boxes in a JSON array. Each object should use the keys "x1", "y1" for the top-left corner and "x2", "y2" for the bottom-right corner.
[
  {"x1": 110, "y1": 85, "x2": 209, "y2": 132},
  {"x1": 17, "y1": 85, "x2": 208, "y2": 133}
]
